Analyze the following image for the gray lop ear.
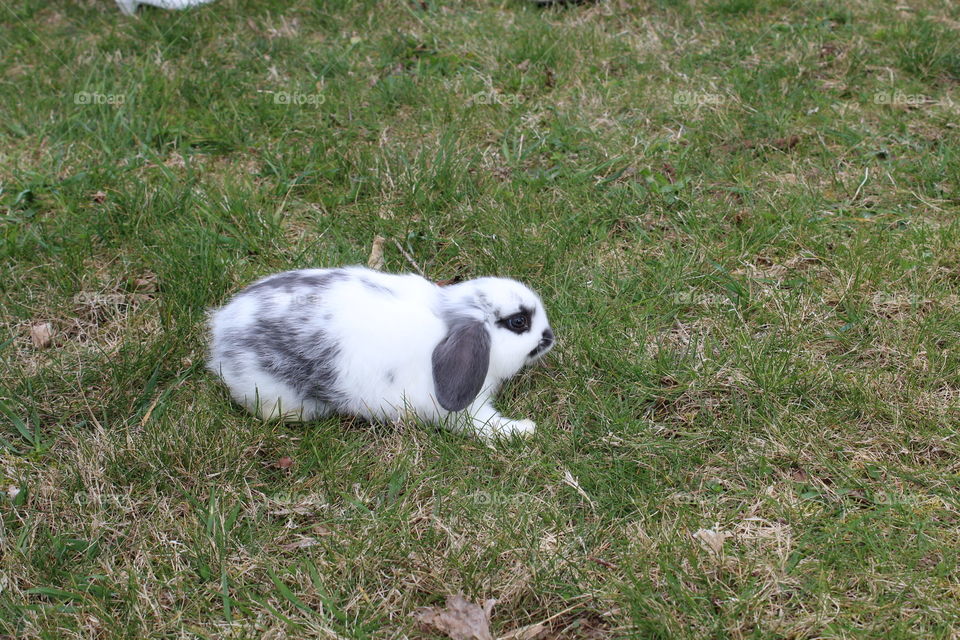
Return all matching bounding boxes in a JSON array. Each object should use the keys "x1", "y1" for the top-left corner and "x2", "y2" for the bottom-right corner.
[{"x1": 432, "y1": 318, "x2": 491, "y2": 412}]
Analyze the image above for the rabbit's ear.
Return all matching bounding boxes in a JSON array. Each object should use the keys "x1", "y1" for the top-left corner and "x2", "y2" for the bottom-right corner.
[{"x1": 432, "y1": 318, "x2": 490, "y2": 412}]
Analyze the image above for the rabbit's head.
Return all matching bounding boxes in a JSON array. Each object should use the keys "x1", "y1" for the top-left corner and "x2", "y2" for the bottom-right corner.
[{"x1": 432, "y1": 278, "x2": 554, "y2": 412}]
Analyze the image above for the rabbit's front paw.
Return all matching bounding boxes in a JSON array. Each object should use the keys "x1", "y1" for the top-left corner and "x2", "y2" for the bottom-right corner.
[
  {"x1": 478, "y1": 418, "x2": 536, "y2": 440},
  {"x1": 509, "y1": 418, "x2": 537, "y2": 437}
]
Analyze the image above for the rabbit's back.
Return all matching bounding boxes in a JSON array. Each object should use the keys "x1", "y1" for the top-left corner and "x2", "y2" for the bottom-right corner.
[{"x1": 207, "y1": 268, "x2": 447, "y2": 421}]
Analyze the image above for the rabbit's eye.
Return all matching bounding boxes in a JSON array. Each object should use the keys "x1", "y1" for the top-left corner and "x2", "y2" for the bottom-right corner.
[
  {"x1": 497, "y1": 306, "x2": 534, "y2": 334},
  {"x1": 506, "y1": 314, "x2": 529, "y2": 332}
]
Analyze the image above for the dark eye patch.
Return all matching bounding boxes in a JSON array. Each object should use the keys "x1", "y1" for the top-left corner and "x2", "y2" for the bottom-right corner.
[{"x1": 497, "y1": 306, "x2": 533, "y2": 334}]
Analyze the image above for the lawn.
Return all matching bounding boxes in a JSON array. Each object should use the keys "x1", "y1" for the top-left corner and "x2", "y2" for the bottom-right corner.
[{"x1": 1, "y1": 0, "x2": 959, "y2": 637}]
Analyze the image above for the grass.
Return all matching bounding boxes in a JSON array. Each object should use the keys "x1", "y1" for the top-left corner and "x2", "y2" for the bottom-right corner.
[{"x1": 1, "y1": 0, "x2": 959, "y2": 637}]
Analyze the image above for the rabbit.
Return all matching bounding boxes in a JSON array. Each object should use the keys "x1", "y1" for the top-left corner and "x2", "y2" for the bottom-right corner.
[
  {"x1": 207, "y1": 266, "x2": 555, "y2": 440},
  {"x1": 115, "y1": 0, "x2": 216, "y2": 15}
]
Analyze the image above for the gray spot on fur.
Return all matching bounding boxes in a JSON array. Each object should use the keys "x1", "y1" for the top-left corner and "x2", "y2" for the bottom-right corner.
[
  {"x1": 385, "y1": 369, "x2": 396, "y2": 384},
  {"x1": 241, "y1": 269, "x2": 348, "y2": 296},
  {"x1": 222, "y1": 316, "x2": 345, "y2": 406},
  {"x1": 359, "y1": 277, "x2": 394, "y2": 295}
]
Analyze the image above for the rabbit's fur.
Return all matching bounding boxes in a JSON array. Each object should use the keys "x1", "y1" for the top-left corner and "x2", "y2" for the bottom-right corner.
[{"x1": 207, "y1": 267, "x2": 554, "y2": 439}]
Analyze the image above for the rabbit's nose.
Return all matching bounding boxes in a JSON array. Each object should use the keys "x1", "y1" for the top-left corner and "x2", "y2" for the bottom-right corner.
[{"x1": 528, "y1": 328, "x2": 555, "y2": 359}]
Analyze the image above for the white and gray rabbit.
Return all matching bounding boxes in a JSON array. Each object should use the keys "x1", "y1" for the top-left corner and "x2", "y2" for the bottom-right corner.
[
  {"x1": 115, "y1": 0, "x2": 216, "y2": 15},
  {"x1": 206, "y1": 266, "x2": 555, "y2": 439}
]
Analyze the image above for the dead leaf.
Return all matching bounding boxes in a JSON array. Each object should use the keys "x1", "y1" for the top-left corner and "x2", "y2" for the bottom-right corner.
[
  {"x1": 29, "y1": 322, "x2": 53, "y2": 349},
  {"x1": 517, "y1": 59, "x2": 531, "y2": 72},
  {"x1": 770, "y1": 135, "x2": 801, "y2": 151},
  {"x1": 412, "y1": 594, "x2": 496, "y2": 640},
  {"x1": 91, "y1": 191, "x2": 107, "y2": 203},
  {"x1": 589, "y1": 556, "x2": 617, "y2": 569},
  {"x1": 367, "y1": 235, "x2": 386, "y2": 270},
  {"x1": 693, "y1": 527, "x2": 732, "y2": 555},
  {"x1": 276, "y1": 456, "x2": 294, "y2": 469},
  {"x1": 132, "y1": 273, "x2": 157, "y2": 292}
]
